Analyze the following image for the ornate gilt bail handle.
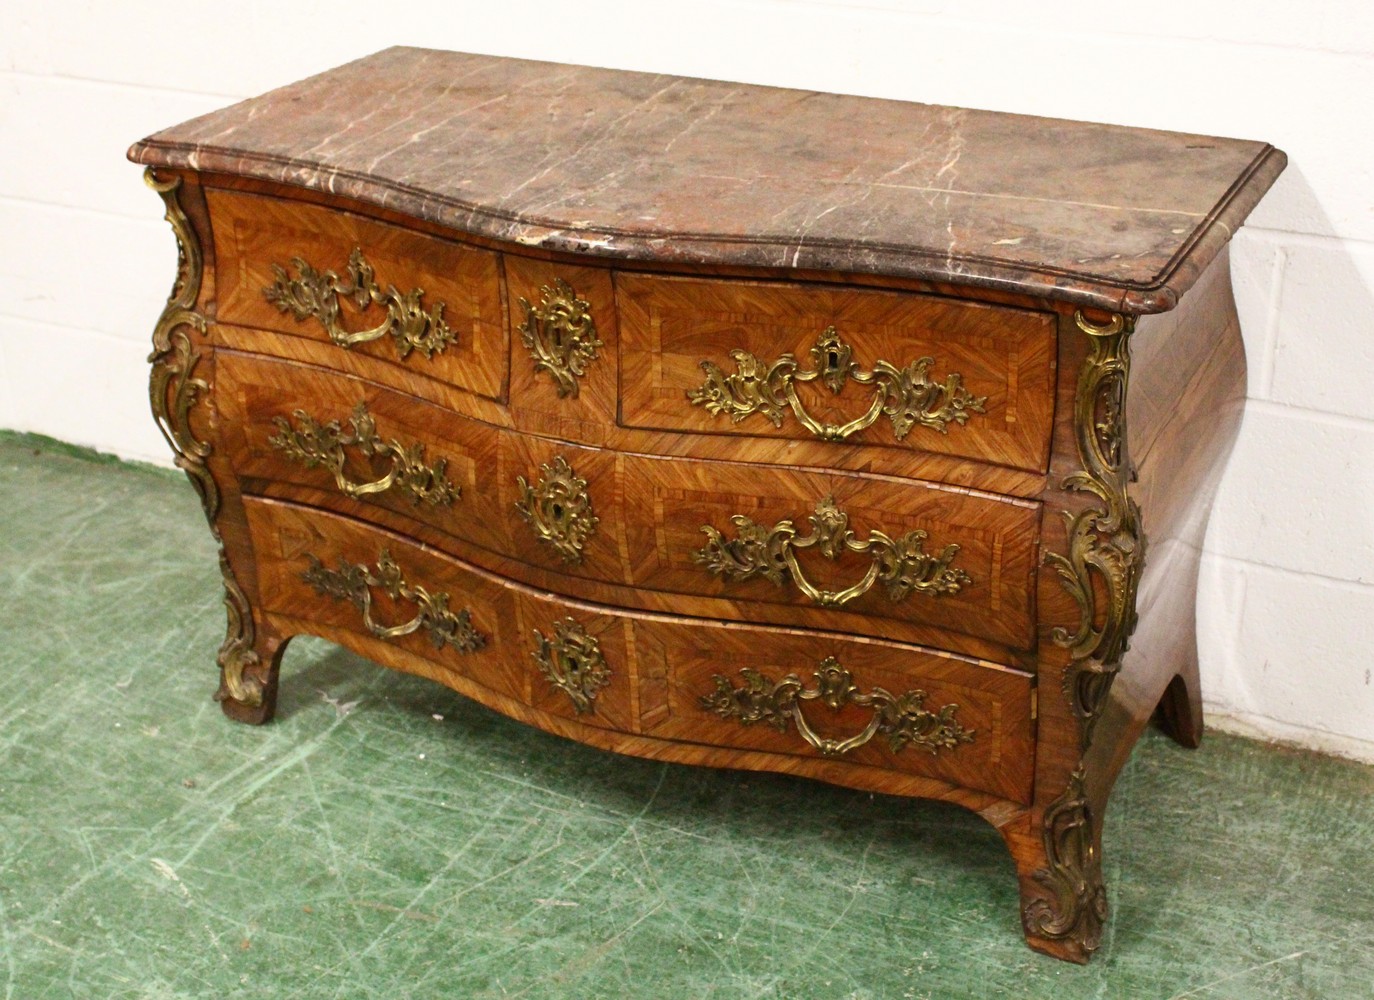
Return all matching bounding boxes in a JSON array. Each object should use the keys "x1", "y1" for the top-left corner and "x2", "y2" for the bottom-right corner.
[
  {"x1": 269, "y1": 402, "x2": 460, "y2": 507},
  {"x1": 694, "y1": 496, "x2": 970, "y2": 608},
  {"x1": 519, "y1": 278, "x2": 604, "y2": 398},
  {"x1": 303, "y1": 549, "x2": 486, "y2": 652},
  {"x1": 688, "y1": 325, "x2": 986, "y2": 441},
  {"x1": 264, "y1": 247, "x2": 456, "y2": 359},
  {"x1": 701, "y1": 657, "x2": 974, "y2": 758}
]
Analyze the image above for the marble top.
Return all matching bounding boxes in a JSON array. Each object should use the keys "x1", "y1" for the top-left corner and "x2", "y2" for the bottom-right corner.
[{"x1": 129, "y1": 47, "x2": 1285, "y2": 313}]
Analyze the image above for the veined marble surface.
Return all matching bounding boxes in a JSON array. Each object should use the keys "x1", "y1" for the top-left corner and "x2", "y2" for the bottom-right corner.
[{"x1": 128, "y1": 47, "x2": 1284, "y2": 313}]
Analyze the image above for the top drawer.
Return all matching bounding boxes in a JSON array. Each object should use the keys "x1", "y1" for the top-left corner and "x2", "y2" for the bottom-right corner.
[
  {"x1": 206, "y1": 189, "x2": 509, "y2": 402},
  {"x1": 618, "y1": 274, "x2": 1056, "y2": 473}
]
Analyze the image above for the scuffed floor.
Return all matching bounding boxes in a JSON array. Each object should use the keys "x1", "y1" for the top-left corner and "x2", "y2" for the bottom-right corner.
[{"x1": 2, "y1": 432, "x2": 1372, "y2": 999}]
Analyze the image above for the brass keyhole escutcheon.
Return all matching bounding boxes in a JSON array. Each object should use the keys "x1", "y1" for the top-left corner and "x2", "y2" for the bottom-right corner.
[{"x1": 515, "y1": 455, "x2": 598, "y2": 565}]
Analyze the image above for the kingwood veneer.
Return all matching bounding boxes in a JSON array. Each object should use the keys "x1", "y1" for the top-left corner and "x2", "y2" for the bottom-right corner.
[{"x1": 128, "y1": 47, "x2": 1285, "y2": 962}]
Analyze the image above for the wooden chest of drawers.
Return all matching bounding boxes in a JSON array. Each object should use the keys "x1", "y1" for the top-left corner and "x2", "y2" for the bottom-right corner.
[{"x1": 129, "y1": 47, "x2": 1285, "y2": 963}]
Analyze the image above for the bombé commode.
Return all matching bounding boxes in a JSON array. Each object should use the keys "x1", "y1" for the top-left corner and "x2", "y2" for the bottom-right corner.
[{"x1": 128, "y1": 47, "x2": 1285, "y2": 962}]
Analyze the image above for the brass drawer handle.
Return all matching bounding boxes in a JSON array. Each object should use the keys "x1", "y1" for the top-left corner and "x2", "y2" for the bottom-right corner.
[
  {"x1": 302, "y1": 548, "x2": 485, "y2": 652},
  {"x1": 269, "y1": 402, "x2": 460, "y2": 507},
  {"x1": 701, "y1": 657, "x2": 974, "y2": 757},
  {"x1": 518, "y1": 278, "x2": 604, "y2": 398},
  {"x1": 694, "y1": 495, "x2": 970, "y2": 607},
  {"x1": 515, "y1": 455, "x2": 598, "y2": 565},
  {"x1": 264, "y1": 247, "x2": 456, "y2": 359},
  {"x1": 531, "y1": 618, "x2": 611, "y2": 714},
  {"x1": 688, "y1": 325, "x2": 986, "y2": 441}
]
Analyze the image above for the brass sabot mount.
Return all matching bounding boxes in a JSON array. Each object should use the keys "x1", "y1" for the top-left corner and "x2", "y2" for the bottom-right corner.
[{"x1": 688, "y1": 325, "x2": 986, "y2": 441}]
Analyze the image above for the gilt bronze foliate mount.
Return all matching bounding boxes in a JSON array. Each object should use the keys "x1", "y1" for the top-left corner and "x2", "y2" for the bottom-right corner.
[
  {"x1": 264, "y1": 247, "x2": 456, "y2": 359},
  {"x1": 701, "y1": 657, "x2": 974, "y2": 758},
  {"x1": 694, "y1": 495, "x2": 970, "y2": 608},
  {"x1": 515, "y1": 455, "x2": 598, "y2": 565},
  {"x1": 531, "y1": 618, "x2": 611, "y2": 714},
  {"x1": 518, "y1": 278, "x2": 604, "y2": 397},
  {"x1": 689, "y1": 325, "x2": 986, "y2": 441},
  {"x1": 302, "y1": 548, "x2": 486, "y2": 653},
  {"x1": 269, "y1": 401, "x2": 460, "y2": 507}
]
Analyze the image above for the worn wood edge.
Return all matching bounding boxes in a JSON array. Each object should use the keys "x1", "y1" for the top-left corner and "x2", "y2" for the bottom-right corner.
[{"x1": 126, "y1": 138, "x2": 1283, "y2": 316}]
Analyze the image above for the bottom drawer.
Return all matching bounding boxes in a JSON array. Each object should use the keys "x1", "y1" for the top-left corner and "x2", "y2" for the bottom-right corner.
[{"x1": 244, "y1": 497, "x2": 1035, "y2": 803}]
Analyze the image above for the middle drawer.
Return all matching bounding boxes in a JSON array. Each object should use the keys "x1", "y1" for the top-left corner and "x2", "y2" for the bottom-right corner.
[{"x1": 216, "y1": 350, "x2": 1040, "y2": 655}]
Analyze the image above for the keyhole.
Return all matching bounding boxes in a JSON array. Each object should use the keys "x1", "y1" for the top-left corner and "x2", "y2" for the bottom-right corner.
[{"x1": 827, "y1": 350, "x2": 840, "y2": 370}]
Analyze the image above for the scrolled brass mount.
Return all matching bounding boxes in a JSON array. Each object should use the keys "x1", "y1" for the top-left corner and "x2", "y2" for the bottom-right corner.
[
  {"x1": 531, "y1": 618, "x2": 611, "y2": 714},
  {"x1": 700, "y1": 657, "x2": 974, "y2": 757},
  {"x1": 515, "y1": 455, "x2": 598, "y2": 565},
  {"x1": 302, "y1": 549, "x2": 485, "y2": 653},
  {"x1": 264, "y1": 247, "x2": 456, "y2": 359},
  {"x1": 694, "y1": 495, "x2": 970, "y2": 607},
  {"x1": 269, "y1": 401, "x2": 460, "y2": 507},
  {"x1": 688, "y1": 325, "x2": 986, "y2": 441},
  {"x1": 518, "y1": 278, "x2": 604, "y2": 397}
]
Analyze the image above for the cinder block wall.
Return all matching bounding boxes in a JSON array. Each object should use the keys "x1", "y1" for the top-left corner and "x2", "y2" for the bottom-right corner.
[{"x1": 2, "y1": 1, "x2": 1370, "y2": 759}]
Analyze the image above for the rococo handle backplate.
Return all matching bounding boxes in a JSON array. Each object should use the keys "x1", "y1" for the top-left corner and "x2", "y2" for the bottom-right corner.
[
  {"x1": 700, "y1": 656, "x2": 974, "y2": 758},
  {"x1": 264, "y1": 246, "x2": 456, "y2": 359},
  {"x1": 302, "y1": 548, "x2": 486, "y2": 653},
  {"x1": 518, "y1": 277, "x2": 604, "y2": 397},
  {"x1": 688, "y1": 325, "x2": 986, "y2": 441},
  {"x1": 269, "y1": 401, "x2": 461, "y2": 507},
  {"x1": 694, "y1": 495, "x2": 970, "y2": 607}
]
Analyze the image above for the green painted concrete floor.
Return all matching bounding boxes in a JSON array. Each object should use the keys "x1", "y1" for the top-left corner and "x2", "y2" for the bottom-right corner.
[{"x1": 2, "y1": 433, "x2": 1373, "y2": 1000}]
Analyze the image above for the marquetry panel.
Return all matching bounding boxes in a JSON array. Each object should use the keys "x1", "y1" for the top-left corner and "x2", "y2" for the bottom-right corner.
[
  {"x1": 622, "y1": 457, "x2": 1040, "y2": 649},
  {"x1": 206, "y1": 188, "x2": 509, "y2": 402},
  {"x1": 634, "y1": 621, "x2": 1033, "y2": 803},
  {"x1": 618, "y1": 273, "x2": 1056, "y2": 472},
  {"x1": 215, "y1": 350, "x2": 507, "y2": 554}
]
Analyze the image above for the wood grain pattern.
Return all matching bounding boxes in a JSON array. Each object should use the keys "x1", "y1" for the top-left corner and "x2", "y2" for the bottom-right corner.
[
  {"x1": 207, "y1": 188, "x2": 510, "y2": 403},
  {"x1": 244, "y1": 496, "x2": 1031, "y2": 800},
  {"x1": 214, "y1": 349, "x2": 1038, "y2": 656},
  {"x1": 618, "y1": 273, "x2": 1057, "y2": 473}
]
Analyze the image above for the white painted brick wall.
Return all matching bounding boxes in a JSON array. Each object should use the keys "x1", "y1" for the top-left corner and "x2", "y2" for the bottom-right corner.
[{"x1": 3, "y1": 1, "x2": 1371, "y2": 758}]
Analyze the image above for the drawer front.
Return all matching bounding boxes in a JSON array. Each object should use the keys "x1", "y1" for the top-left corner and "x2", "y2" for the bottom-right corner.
[
  {"x1": 207, "y1": 188, "x2": 509, "y2": 402},
  {"x1": 622, "y1": 457, "x2": 1039, "y2": 650},
  {"x1": 217, "y1": 350, "x2": 1038, "y2": 653},
  {"x1": 635, "y1": 621, "x2": 1033, "y2": 803},
  {"x1": 618, "y1": 273, "x2": 1056, "y2": 472},
  {"x1": 244, "y1": 498, "x2": 1033, "y2": 803},
  {"x1": 246, "y1": 498, "x2": 635, "y2": 732}
]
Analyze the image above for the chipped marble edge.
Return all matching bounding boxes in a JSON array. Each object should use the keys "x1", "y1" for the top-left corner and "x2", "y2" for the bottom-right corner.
[{"x1": 128, "y1": 140, "x2": 1287, "y2": 317}]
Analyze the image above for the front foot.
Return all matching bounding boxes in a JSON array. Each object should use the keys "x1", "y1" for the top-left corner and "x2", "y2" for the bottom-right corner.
[
  {"x1": 1003, "y1": 767, "x2": 1107, "y2": 964},
  {"x1": 213, "y1": 551, "x2": 286, "y2": 725},
  {"x1": 216, "y1": 633, "x2": 285, "y2": 725}
]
